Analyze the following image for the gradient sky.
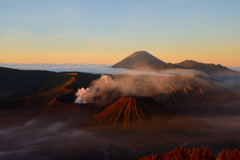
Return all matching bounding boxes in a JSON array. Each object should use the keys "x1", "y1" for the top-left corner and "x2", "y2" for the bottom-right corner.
[{"x1": 0, "y1": 0, "x2": 240, "y2": 67}]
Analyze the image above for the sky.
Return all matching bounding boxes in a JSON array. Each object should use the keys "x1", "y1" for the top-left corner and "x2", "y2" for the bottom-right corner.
[{"x1": 0, "y1": 0, "x2": 240, "y2": 67}]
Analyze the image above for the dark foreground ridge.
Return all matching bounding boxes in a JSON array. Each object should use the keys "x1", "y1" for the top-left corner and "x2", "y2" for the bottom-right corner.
[{"x1": 139, "y1": 147, "x2": 240, "y2": 160}]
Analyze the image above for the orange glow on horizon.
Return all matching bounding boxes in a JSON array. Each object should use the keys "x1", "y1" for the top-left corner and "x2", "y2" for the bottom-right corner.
[
  {"x1": 1, "y1": 46, "x2": 240, "y2": 67},
  {"x1": 1, "y1": 51, "x2": 240, "y2": 68}
]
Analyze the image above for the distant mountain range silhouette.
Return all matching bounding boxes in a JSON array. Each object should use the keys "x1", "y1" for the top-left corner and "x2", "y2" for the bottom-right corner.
[{"x1": 112, "y1": 51, "x2": 240, "y2": 77}]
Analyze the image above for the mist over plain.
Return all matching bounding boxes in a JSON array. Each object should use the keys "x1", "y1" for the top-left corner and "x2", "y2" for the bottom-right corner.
[{"x1": 1, "y1": 63, "x2": 240, "y2": 159}]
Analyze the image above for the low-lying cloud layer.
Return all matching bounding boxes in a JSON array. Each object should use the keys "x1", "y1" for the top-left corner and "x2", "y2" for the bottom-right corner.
[
  {"x1": 0, "y1": 63, "x2": 111, "y2": 73},
  {"x1": 0, "y1": 63, "x2": 209, "y2": 76},
  {"x1": 231, "y1": 68, "x2": 240, "y2": 72}
]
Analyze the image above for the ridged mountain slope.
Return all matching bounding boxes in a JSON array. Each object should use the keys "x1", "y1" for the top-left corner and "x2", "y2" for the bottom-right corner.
[{"x1": 93, "y1": 96, "x2": 173, "y2": 127}]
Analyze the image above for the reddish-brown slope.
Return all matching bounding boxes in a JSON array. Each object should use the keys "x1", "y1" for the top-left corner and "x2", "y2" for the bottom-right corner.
[
  {"x1": 93, "y1": 96, "x2": 173, "y2": 126},
  {"x1": 139, "y1": 147, "x2": 213, "y2": 160},
  {"x1": 0, "y1": 75, "x2": 75, "y2": 109},
  {"x1": 0, "y1": 72, "x2": 101, "y2": 113},
  {"x1": 139, "y1": 147, "x2": 240, "y2": 160}
]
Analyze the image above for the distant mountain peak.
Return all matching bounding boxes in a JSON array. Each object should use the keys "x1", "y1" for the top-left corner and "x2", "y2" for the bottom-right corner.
[
  {"x1": 128, "y1": 51, "x2": 158, "y2": 59},
  {"x1": 112, "y1": 51, "x2": 165, "y2": 69},
  {"x1": 176, "y1": 60, "x2": 225, "y2": 68},
  {"x1": 180, "y1": 60, "x2": 198, "y2": 63}
]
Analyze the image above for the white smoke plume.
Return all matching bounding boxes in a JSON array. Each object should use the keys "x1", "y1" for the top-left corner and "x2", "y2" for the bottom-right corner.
[
  {"x1": 74, "y1": 87, "x2": 91, "y2": 103},
  {"x1": 74, "y1": 75, "x2": 114, "y2": 104},
  {"x1": 74, "y1": 68, "x2": 237, "y2": 105},
  {"x1": 74, "y1": 74, "x2": 207, "y2": 105}
]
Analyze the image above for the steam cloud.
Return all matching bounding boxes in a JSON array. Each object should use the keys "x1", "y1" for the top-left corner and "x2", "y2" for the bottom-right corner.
[
  {"x1": 74, "y1": 73, "x2": 205, "y2": 104},
  {"x1": 74, "y1": 75, "x2": 115, "y2": 104},
  {"x1": 75, "y1": 87, "x2": 91, "y2": 103},
  {"x1": 74, "y1": 68, "x2": 240, "y2": 105}
]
